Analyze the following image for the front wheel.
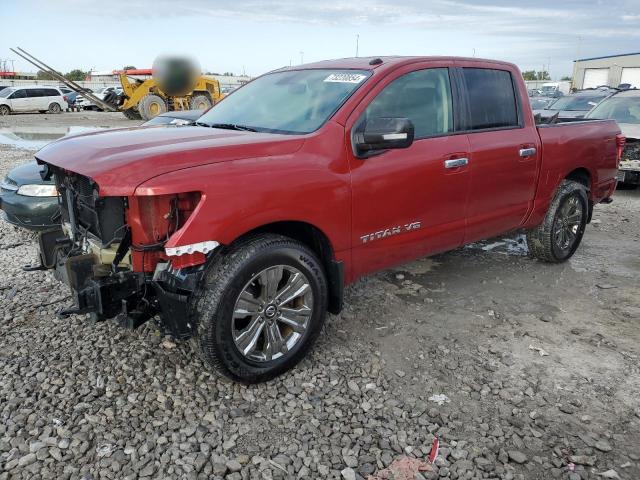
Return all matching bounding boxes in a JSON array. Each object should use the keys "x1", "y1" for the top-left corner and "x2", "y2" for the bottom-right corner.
[
  {"x1": 526, "y1": 179, "x2": 589, "y2": 263},
  {"x1": 193, "y1": 234, "x2": 328, "y2": 383},
  {"x1": 0, "y1": 105, "x2": 11, "y2": 116}
]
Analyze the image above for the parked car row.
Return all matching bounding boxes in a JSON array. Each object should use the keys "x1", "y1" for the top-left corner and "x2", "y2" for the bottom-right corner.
[
  {"x1": 533, "y1": 86, "x2": 619, "y2": 122},
  {"x1": 0, "y1": 86, "x2": 68, "y2": 115}
]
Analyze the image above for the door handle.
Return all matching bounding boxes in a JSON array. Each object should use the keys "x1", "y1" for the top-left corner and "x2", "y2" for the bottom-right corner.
[
  {"x1": 519, "y1": 147, "x2": 537, "y2": 157},
  {"x1": 444, "y1": 157, "x2": 469, "y2": 169}
]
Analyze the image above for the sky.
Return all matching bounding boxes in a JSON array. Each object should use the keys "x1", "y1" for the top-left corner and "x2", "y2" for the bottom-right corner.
[{"x1": 1, "y1": 0, "x2": 639, "y2": 80}]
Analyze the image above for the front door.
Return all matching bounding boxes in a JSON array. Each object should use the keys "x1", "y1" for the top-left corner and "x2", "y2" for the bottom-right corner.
[
  {"x1": 8, "y1": 89, "x2": 29, "y2": 112},
  {"x1": 347, "y1": 65, "x2": 471, "y2": 278}
]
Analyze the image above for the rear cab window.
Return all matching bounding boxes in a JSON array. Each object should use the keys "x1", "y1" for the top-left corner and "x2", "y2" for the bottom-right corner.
[{"x1": 460, "y1": 68, "x2": 521, "y2": 130}]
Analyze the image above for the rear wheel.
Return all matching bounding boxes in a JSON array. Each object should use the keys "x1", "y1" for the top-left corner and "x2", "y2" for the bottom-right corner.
[
  {"x1": 194, "y1": 234, "x2": 328, "y2": 383},
  {"x1": 526, "y1": 180, "x2": 588, "y2": 263},
  {"x1": 0, "y1": 105, "x2": 9, "y2": 116},
  {"x1": 47, "y1": 103, "x2": 62, "y2": 114},
  {"x1": 138, "y1": 94, "x2": 167, "y2": 120},
  {"x1": 189, "y1": 94, "x2": 212, "y2": 111}
]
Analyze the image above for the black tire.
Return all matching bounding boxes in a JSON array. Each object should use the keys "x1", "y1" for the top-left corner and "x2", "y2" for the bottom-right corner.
[
  {"x1": 47, "y1": 103, "x2": 62, "y2": 114},
  {"x1": 122, "y1": 108, "x2": 142, "y2": 120},
  {"x1": 193, "y1": 234, "x2": 328, "y2": 383},
  {"x1": 189, "y1": 94, "x2": 212, "y2": 111},
  {"x1": 526, "y1": 179, "x2": 589, "y2": 263},
  {"x1": 138, "y1": 94, "x2": 167, "y2": 120},
  {"x1": 0, "y1": 105, "x2": 9, "y2": 116}
]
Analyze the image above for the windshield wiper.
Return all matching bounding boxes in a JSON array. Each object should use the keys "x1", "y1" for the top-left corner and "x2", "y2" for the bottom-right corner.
[{"x1": 197, "y1": 122, "x2": 257, "y2": 132}]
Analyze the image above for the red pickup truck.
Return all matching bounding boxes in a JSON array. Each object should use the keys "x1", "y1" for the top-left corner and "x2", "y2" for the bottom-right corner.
[{"x1": 33, "y1": 56, "x2": 623, "y2": 382}]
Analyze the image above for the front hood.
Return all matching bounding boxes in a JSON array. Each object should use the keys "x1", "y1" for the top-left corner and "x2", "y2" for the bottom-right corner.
[
  {"x1": 618, "y1": 123, "x2": 640, "y2": 140},
  {"x1": 36, "y1": 125, "x2": 305, "y2": 196},
  {"x1": 556, "y1": 110, "x2": 587, "y2": 119},
  {"x1": 6, "y1": 161, "x2": 53, "y2": 186}
]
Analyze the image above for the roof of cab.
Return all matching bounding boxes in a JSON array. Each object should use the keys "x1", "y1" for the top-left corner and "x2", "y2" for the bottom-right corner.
[{"x1": 271, "y1": 56, "x2": 518, "y2": 73}]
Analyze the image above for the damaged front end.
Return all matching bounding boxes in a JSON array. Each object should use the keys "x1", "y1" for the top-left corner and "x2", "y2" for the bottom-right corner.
[
  {"x1": 32, "y1": 165, "x2": 209, "y2": 338},
  {"x1": 617, "y1": 138, "x2": 640, "y2": 186}
]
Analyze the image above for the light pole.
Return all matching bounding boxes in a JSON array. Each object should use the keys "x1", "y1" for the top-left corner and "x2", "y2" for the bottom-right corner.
[{"x1": 356, "y1": 34, "x2": 359, "y2": 57}]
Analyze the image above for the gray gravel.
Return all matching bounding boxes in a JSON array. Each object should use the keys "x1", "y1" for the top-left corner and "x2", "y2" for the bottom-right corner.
[{"x1": 1, "y1": 113, "x2": 639, "y2": 480}]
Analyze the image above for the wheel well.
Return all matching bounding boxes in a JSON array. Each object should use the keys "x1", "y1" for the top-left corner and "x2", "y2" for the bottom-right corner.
[
  {"x1": 565, "y1": 167, "x2": 593, "y2": 222},
  {"x1": 565, "y1": 168, "x2": 591, "y2": 189},
  {"x1": 234, "y1": 221, "x2": 344, "y2": 314}
]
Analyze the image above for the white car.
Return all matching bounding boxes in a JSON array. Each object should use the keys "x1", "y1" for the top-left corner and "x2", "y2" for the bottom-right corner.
[
  {"x1": 76, "y1": 86, "x2": 122, "y2": 110},
  {"x1": 0, "y1": 86, "x2": 68, "y2": 115}
]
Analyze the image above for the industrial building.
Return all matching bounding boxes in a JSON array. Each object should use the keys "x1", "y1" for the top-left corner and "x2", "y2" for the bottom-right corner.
[{"x1": 572, "y1": 52, "x2": 640, "y2": 89}]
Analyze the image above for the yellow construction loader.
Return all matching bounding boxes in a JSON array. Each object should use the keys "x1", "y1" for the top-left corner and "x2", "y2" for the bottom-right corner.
[
  {"x1": 119, "y1": 74, "x2": 223, "y2": 120},
  {"x1": 10, "y1": 48, "x2": 224, "y2": 121}
]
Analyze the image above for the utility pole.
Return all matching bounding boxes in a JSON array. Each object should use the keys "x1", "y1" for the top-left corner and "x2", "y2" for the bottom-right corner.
[
  {"x1": 356, "y1": 34, "x2": 359, "y2": 57},
  {"x1": 548, "y1": 57, "x2": 551, "y2": 80},
  {"x1": 300, "y1": 51, "x2": 304, "y2": 65}
]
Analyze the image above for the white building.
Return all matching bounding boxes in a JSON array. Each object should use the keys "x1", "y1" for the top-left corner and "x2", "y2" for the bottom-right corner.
[{"x1": 572, "y1": 52, "x2": 640, "y2": 89}]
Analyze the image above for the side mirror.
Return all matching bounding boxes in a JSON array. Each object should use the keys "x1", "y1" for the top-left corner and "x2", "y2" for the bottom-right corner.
[{"x1": 353, "y1": 117, "x2": 415, "y2": 157}]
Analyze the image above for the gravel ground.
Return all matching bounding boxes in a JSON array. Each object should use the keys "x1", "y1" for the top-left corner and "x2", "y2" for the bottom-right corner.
[{"x1": 0, "y1": 112, "x2": 639, "y2": 480}]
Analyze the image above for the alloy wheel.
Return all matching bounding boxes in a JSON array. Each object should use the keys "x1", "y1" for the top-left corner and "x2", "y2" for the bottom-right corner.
[
  {"x1": 231, "y1": 265, "x2": 313, "y2": 362},
  {"x1": 553, "y1": 194, "x2": 583, "y2": 252}
]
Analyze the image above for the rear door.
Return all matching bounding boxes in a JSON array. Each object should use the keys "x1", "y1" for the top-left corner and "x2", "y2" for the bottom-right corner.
[
  {"x1": 8, "y1": 89, "x2": 29, "y2": 111},
  {"x1": 457, "y1": 65, "x2": 541, "y2": 243},
  {"x1": 27, "y1": 88, "x2": 47, "y2": 110},
  {"x1": 347, "y1": 62, "x2": 472, "y2": 277},
  {"x1": 44, "y1": 88, "x2": 62, "y2": 109}
]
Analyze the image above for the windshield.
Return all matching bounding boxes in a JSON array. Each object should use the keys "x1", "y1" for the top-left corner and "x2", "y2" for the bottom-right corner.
[
  {"x1": 541, "y1": 86, "x2": 556, "y2": 94},
  {"x1": 197, "y1": 69, "x2": 371, "y2": 134},
  {"x1": 547, "y1": 94, "x2": 604, "y2": 111},
  {"x1": 587, "y1": 96, "x2": 640, "y2": 124},
  {"x1": 531, "y1": 98, "x2": 554, "y2": 109},
  {"x1": 0, "y1": 88, "x2": 14, "y2": 98}
]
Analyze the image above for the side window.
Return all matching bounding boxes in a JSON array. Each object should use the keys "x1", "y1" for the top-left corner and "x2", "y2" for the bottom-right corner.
[
  {"x1": 27, "y1": 89, "x2": 44, "y2": 98},
  {"x1": 364, "y1": 68, "x2": 454, "y2": 138},
  {"x1": 461, "y1": 68, "x2": 519, "y2": 130},
  {"x1": 45, "y1": 89, "x2": 59, "y2": 96},
  {"x1": 10, "y1": 89, "x2": 27, "y2": 99}
]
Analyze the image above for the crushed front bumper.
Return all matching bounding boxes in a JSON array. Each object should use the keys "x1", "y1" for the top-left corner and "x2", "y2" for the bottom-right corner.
[{"x1": 35, "y1": 228, "x2": 201, "y2": 338}]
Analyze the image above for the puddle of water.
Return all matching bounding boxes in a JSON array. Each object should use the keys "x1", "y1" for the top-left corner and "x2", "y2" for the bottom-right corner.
[
  {"x1": 466, "y1": 233, "x2": 529, "y2": 256},
  {"x1": 0, "y1": 126, "x2": 104, "y2": 150}
]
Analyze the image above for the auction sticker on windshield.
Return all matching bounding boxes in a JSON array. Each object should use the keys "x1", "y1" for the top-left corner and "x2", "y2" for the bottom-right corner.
[{"x1": 324, "y1": 73, "x2": 368, "y2": 83}]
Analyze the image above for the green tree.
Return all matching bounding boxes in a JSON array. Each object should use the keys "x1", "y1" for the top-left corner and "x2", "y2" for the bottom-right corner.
[
  {"x1": 123, "y1": 65, "x2": 136, "y2": 71},
  {"x1": 64, "y1": 69, "x2": 87, "y2": 81},
  {"x1": 36, "y1": 69, "x2": 55, "y2": 80},
  {"x1": 522, "y1": 70, "x2": 551, "y2": 81},
  {"x1": 561, "y1": 75, "x2": 572, "y2": 81}
]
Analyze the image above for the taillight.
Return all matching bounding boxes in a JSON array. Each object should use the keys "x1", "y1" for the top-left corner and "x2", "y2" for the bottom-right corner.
[
  {"x1": 616, "y1": 133, "x2": 626, "y2": 166},
  {"x1": 63, "y1": 95, "x2": 68, "y2": 101}
]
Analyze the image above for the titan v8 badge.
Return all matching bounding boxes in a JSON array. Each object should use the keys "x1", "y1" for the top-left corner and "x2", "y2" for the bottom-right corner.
[{"x1": 360, "y1": 221, "x2": 422, "y2": 244}]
